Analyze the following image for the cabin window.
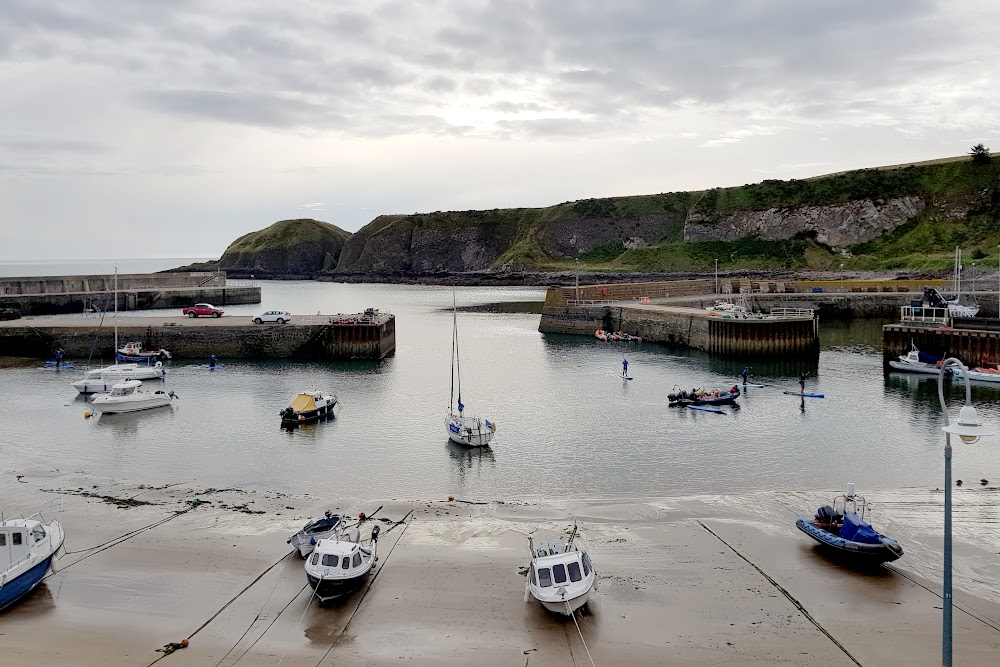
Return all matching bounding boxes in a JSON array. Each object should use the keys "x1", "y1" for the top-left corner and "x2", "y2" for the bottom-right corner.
[
  {"x1": 33, "y1": 526, "x2": 45, "y2": 542},
  {"x1": 310, "y1": 553, "x2": 319, "y2": 565},
  {"x1": 0, "y1": 534, "x2": 5, "y2": 546},
  {"x1": 322, "y1": 554, "x2": 338, "y2": 567},
  {"x1": 582, "y1": 552, "x2": 591, "y2": 576},
  {"x1": 342, "y1": 557, "x2": 351, "y2": 569},
  {"x1": 12, "y1": 532, "x2": 23, "y2": 546},
  {"x1": 567, "y1": 561, "x2": 582, "y2": 582},
  {"x1": 553, "y1": 563, "x2": 567, "y2": 584},
  {"x1": 352, "y1": 553, "x2": 362, "y2": 568},
  {"x1": 537, "y1": 567, "x2": 552, "y2": 587}
]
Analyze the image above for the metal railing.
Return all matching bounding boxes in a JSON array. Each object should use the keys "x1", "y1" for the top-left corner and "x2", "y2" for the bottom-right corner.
[
  {"x1": 900, "y1": 306, "x2": 950, "y2": 326},
  {"x1": 566, "y1": 299, "x2": 626, "y2": 306},
  {"x1": 769, "y1": 307, "x2": 816, "y2": 319}
]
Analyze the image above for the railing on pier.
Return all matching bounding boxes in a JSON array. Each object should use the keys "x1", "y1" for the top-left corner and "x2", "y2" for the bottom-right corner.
[
  {"x1": 900, "y1": 306, "x2": 949, "y2": 326},
  {"x1": 226, "y1": 279, "x2": 259, "y2": 288},
  {"x1": 768, "y1": 307, "x2": 815, "y2": 319},
  {"x1": 297, "y1": 311, "x2": 393, "y2": 326},
  {"x1": 566, "y1": 299, "x2": 625, "y2": 306}
]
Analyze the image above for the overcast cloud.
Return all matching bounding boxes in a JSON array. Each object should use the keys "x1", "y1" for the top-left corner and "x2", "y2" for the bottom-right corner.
[{"x1": 1, "y1": 0, "x2": 998, "y2": 260}]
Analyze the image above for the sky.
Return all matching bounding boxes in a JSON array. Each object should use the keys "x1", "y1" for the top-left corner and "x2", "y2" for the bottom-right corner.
[{"x1": 2, "y1": 0, "x2": 999, "y2": 261}]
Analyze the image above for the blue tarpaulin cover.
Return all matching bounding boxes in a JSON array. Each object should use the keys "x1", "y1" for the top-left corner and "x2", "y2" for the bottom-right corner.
[{"x1": 838, "y1": 512, "x2": 882, "y2": 544}]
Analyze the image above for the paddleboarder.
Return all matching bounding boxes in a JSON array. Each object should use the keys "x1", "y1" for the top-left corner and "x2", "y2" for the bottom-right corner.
[
  {"x1": 799, "y1": 371, "x2": 810, "y2": 393},
  {"x1": 622, "y1": 358, "x2": 629, "y2": 378},
  {"x1": 741, "y1": 367, "x2": 751, "y2": 385},
  {"x1": 209, "y1": 354, "x2": 217, "y2": 369}
]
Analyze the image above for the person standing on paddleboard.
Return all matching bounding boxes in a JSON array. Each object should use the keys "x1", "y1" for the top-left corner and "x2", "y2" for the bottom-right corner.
[
  {"x1": 622, "y1": 358, "x2": 629, "y2": 378},
  {"x1": 799, "y1": 371, "x2": 810, "y2": 393},
  {"x1": 741, "y1": 367, "x2": 750, "y2": 385}
]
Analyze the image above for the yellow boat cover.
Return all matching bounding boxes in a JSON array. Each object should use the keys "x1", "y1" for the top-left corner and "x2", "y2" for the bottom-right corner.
[{"x1": 290, "y1": 393, "x2": 317, "y2": 412}]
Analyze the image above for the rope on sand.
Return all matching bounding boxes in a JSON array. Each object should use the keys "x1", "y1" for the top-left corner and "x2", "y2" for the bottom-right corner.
[{"x1": 566, "y1": 602, "x2": 597, "y2": 667}]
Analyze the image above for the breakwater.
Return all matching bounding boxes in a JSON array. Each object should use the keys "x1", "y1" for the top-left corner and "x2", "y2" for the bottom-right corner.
[
  {"x1": 0, "y1": 314, "x2": 395, "y2": 361},
  {"x1": 0, "y1": 271, "x2": 261, "y2": 315},
  {"x1": 539, "y1": 280, "x2": 818, "y2": 358}
]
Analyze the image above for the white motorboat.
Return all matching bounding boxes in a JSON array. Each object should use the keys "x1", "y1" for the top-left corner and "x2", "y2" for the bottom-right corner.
[
  {"x1": 953, "y1": 366, "x2": 1000, "y2": 383},
  {"x1": 90, "y1": 380, "x2": 175, "y2": 414},
  {"x1": 70, "y1": 362, "x2": 166, "y2": 394},
  {"x1": 1, "y1": 512, "x2": 64, "y2": 611},
  {"x1": 887, "y1": 342, "x2": 949, "y2": 376},
  {"x1": 445, "y1": 290, "x2": 496, "y2": 448},
  {"x1": 524, "y1": 527, "x2": 597, "y2": 615},
  {"x1": 305, "y1": 524, "x2": 380, "y2": 604},
  {"x1": 117, "y1": 341, "x2": 172, "y2": 363}
]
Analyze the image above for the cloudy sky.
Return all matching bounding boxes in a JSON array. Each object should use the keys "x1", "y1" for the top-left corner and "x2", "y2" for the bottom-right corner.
[{"x1": 2, "y1": 0, "x2": 998, "y2": 261}]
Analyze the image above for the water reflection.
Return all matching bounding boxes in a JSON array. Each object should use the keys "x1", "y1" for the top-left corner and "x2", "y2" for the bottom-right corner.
[{"x1": 445, "y1": 441, "x2": 496, "y2": 493}]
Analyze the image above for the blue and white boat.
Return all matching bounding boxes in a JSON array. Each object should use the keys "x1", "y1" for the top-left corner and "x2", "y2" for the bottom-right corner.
[
  {"x1": 795, "y1": 486, "x2": 902, "y2": 563},
  {"x1": 287, "y1": 511, "x2": 342, "y2": 558},
  {"x1": 1, "y1": 513, "x2": 65, "y2": 611}
]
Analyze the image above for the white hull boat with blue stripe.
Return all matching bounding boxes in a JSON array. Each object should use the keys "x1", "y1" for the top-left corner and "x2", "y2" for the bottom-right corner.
[
  {"x1": 1, "y1": 513, "x2": 64, "y2": 611},
  {"x1": 524, "y1": 528, "x2": 597, "y2": 615}
]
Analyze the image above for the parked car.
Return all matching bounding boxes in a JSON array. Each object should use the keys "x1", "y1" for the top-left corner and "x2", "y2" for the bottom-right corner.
[
  {"x1": 253, "y1": 310, "x2": 292, "y2": 324},
  {"x1": 183, "y1": 303, "x2": 224, "y2": 318}
]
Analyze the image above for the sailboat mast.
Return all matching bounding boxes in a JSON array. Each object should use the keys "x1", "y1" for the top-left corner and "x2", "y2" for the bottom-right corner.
[
  {"x1": 450, "y1": 290, "x2": 456, "y2": 412},
  {"x1": 114, "y1": 267, "x2": 118, "y2": 361},
  {"x1": 453, "y1": 289, "x2": 461, "y2": 406}
]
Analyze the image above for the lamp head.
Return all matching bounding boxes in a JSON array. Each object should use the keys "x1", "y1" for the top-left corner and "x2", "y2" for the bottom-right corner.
[{"x1": 942, "y1": 404, "x2": 995, "y2": 444}]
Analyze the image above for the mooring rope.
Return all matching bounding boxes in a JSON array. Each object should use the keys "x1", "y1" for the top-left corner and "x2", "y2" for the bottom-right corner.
[{"x1": 566, "y1": 602, "x2": 597, "y2": 667}]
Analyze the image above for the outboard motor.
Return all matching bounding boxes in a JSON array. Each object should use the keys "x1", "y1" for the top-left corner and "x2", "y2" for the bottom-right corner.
[
  {"x1": 280, "y1": 407, "x2": 294, "y2": 419},
  {"x1": 667, "y1": 392, "x2": 677, "y2": 402},
  {"x1": 371, "y1": 524, "x2": 380, "y2": 543}
]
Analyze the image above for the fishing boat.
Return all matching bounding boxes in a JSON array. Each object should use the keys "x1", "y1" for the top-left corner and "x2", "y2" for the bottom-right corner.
[
  {"x1": 524, "y1": 526, "x2": 597, "y2": 615},
  {"x1": 445, "y1": 291, "x2": 496, "y2": 448},
  {"x1": 287, "y1": 511, "x2": 342, "y2": 558},
  {"x1": 305, "y1": 524, "x2": 379, "y2": 604},
  {"x1": 70, "y1": 362, "x2": 166, "y2": 394},
  {"x1": 279, "y1": 392, "x2": 338, "y2": 425},
  {"x1": 1, "y1": 512, "x2": 65, "y2": 611},
  {"x1": 795, "y1": 486, "x2": 902, "y2": 563},
  {"x1": 888, "y1": 342, "x2": 949, "y2": 376},
  {"x1": 117, "y1": 341, "x2": 172, "y2": 363},
  {"x1": 90, "y1": 380, "x2": 175, "y2": 414}
]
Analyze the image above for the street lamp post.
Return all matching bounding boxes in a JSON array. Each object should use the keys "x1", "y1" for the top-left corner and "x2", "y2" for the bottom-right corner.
[
  {"x1": 575, "y1": 258, "x2": 580, "y2": 301},
  {"x1": 936, "y1": 358, "x2": 994, "y2": 666},
  {"x1": 714, "y1": 259, "x2": 718, "y2": 294}
]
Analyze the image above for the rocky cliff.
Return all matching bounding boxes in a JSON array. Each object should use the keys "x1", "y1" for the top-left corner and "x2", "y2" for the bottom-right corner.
[{"x1": 218, "y1": 218, "x2": 350, "y2": 277}]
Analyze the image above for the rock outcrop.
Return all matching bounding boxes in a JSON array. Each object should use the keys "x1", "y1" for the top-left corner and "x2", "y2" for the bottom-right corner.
[
  {"x1": 218, "y1": 219, "x2": 350, "y2": 277},
  {"x1": 682, "y1": 196, "x2": 924, "y2": 247}
]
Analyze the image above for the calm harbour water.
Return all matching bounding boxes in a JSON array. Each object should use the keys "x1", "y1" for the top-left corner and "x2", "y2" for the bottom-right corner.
[{"x1": 2, "y1": 281, "x2": 999, "y2": 502}]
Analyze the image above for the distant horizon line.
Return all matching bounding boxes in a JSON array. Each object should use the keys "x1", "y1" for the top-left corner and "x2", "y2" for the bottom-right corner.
[{"x1": 0, "y1": 256, "x2": 219, "y2": 263}]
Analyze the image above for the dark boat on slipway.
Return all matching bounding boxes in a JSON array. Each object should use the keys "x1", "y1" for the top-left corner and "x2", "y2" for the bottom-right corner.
[{"x1": 796, "y1": 487, "x2": 902, "y2": 563}]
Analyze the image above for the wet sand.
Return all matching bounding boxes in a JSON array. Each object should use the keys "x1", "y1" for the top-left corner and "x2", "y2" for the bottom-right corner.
[{"x1": 2, "y1": 474, "x2": 999, "y2": 666}]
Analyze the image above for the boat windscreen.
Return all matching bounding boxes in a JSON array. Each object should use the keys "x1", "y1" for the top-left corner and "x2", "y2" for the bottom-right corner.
[
  {"x1": 537, "y1": 567, "x2": 552, "y2": 587},
  {"x1": 567, "y1": 561, "x2": 582, "y2": 582},
  {"x1": 322, "y1": 554, "x2": 339, "y2": 567},
  {"x1": 553, "y1": 563, "x2": 567, "y2": 584}
]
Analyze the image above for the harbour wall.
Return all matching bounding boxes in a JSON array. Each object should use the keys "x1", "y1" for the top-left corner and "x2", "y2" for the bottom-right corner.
[
  {"x1": 0, "y1": 286, "x2": 261, "y2": 316},
  {"x1": 539, "y1": 304, "x2": 818, "y2": 358},
  {"x1": 883, "y1": 323, "x2": 1000, "y2": 369},
  {"x1": 0, "y1": 315, "x2": 395, "y2": 361},
  {"x1": 0, "y1": 272, "x2": 225, "y2": 295}
]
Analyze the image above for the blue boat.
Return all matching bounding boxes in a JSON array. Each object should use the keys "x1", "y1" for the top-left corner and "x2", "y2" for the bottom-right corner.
[
  {"x1": 795, "y1": 491, "x2": 902, "y2": 563},
  {"x1": 287, "y1": 511, "x2": 342, "y2": 558},
  {"x1": 1, "y1": 515, "x2": 65, "y2": 612}
]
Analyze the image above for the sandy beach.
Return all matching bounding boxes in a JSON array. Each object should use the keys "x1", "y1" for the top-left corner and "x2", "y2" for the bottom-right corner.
[{"x1": 2, "y1": 469, "x2": 998, "y2": 666}]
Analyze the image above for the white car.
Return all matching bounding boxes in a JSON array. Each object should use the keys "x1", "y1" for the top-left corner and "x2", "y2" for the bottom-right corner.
[{"x1": 253, "y1": 310, "x2": 292, "y2": 324}]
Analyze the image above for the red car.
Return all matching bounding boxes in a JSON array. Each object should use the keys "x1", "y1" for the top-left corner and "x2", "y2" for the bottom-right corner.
[{"x1": 183, "y1": 303, "x2": 224, "y2": 318}]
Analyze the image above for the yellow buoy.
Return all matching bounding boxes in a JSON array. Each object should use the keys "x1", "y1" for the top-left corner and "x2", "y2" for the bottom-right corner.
[
  {"x1": 83, "y1": 411, "x2": 91, "y2": 419},
  {"x1": 448, "y1": 495, "x2": 455, "y2": 501}
]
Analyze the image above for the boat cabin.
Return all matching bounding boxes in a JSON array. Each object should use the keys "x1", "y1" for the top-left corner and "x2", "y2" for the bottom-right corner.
[
  {"x1": 108, "y1": 380, "x2": 142, "y2": 396},
  {"x1": 308, "y1": 526, "x2": 374, "y2": 576},
  {"x1": 529, "y1": 539, "x2": 593, "y2": 592},
  {"x1": 0, "y1": 519, "x2": 45, "y2": 569}
]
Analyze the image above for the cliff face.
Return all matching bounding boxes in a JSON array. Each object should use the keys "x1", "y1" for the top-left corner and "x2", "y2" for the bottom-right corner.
[
  {"x1": 218, "y1": 219, "x2": 350, "y2": 276},
  {"x1": 682, "y1": 196, "x2": 924, "y2": 247}
]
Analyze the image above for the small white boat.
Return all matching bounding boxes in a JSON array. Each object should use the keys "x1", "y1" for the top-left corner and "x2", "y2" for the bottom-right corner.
[
  {"x1": 70, "y1": 362, "x2": 166, "y2": 394},
  {"x1": 280, "y1": 392, "x2": 338, "y2": 425},
  {"x1": 887, "y1": 342, "x2": 948, "y2": 376},
  {"x1": 117, "y1": 342, "x2": 171, "y2": 363},
  {"x1": 305, "y1": 524, "x2": 380, "y2": 604},
  {"x1": 1, "y1": 512, "x2": 65, "y2": 611},
  {"x1": 445, "y1": 290, "x2": 497, "y2": 448},
  {"x1": 90, "y1": 379, "x2": 175, "y2": 414},
  {"x1": 524, "y1": 528, "x2": 597, "y2": 615},
  {"x1": 953, "y1": 367, "x2": 1000, "y2": 383},
  {"x1": 287, "y1": 511, "x2": 342, "y2": 558}
]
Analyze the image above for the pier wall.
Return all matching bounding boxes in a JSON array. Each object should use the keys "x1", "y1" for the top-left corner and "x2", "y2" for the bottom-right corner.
[
  {"x1": 883, "y1": 323, "x2": 1000, "y2": 368},
  {"x1": 0, "y1": 315, "x2": 395, "y2": 361},
  {"x1": 0, "y1": 272, "x2": 224, "y2": 295},
  {"x1": 0, "y1": 286, "x2": 261, "y2": 315}
]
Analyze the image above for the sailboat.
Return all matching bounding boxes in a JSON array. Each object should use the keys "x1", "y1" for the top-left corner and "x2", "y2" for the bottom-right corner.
[
  {"x1": 947, "y1": 247, "x2": 980, "y2": 317},
  {"x1": 445, "y1": 291, "x2": 497, "y2": 448},
  {"x1": 69, "y1": 269, "x2": 168, "y2": 394}
]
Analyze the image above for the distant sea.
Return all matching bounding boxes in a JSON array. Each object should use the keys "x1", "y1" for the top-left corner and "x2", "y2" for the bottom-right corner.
[{"x1": 0, "y1": 258, "x2": 214, "y2": 278}]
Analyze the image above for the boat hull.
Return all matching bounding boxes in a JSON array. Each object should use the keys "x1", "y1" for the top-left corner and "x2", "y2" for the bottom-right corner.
[
  {"x1": 0, "y1": 554, "x2": 54, "y2": 612},
  {"x1": 306, "y1": 569, "x2": 371, "y2": 603},
  {"x1": 92, "y1": 394, "x2": 172, "y2": 414},
  {"x1": 446, "y1": 414, "x2": 495, "y2": 447},
  {"x1": 888, "y1": 360, "x2": 947, "y2": 375},
  {"x1": 954, "y1": 368, "x2": 1000, "y2": 383},
  {"x1": 795, "y1": 517, "x2": 902, "y2": 563},
  {"x1": 537, "y1": 588, "x2": 592, "y2": 615}
]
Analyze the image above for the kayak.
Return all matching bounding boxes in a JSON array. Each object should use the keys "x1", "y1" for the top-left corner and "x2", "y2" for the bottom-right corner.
[
  {"x1": 686, "y1": 405, "x2": 725, "y2": 414},
  {"x1": 783, "y1": 391, "x2": 825, "y2": 398},
  {"x1": 741, "y1": 383, "x2": 769, "y2": 388}
]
